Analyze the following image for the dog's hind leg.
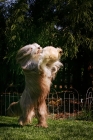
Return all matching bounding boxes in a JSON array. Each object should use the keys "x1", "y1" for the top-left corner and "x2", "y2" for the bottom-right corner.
[
  {"x1": 18, "y1": 104, "x2": 35, "y2": 126},
  {"x1": 36, "y1": 100, "x2": 48, "y2": 128}
]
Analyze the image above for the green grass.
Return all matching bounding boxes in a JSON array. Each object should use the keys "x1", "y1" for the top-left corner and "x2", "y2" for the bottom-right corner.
[{"x1": 0, "y1": 116, "x2": 93, "y2": 140}]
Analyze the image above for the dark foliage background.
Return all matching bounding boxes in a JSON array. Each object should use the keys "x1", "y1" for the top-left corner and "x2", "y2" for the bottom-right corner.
[{"x1": 0, "y1": 0, "x2": 93, "y2": 96}]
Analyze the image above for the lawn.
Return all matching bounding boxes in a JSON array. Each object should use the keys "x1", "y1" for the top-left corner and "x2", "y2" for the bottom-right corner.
[{"x1": 0, "y1": 116, "x2": 93, "y2": 140}]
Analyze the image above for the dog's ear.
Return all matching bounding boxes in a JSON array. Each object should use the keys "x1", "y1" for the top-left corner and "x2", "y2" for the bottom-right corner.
[
  {"x1": 16, "y1": 45, "x2": 32, "y2": 63},
  {"x1": 16, "y1": 45, "x2": 33, "y2": 67}
]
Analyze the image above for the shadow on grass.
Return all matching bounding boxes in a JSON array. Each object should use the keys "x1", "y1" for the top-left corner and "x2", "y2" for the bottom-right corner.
[
  {"x1": 0, "y1": 122, "x2": 34, "y2": 128},
  {"x1": 0, "y1": 123, "x2": 22, "y2": 128}
]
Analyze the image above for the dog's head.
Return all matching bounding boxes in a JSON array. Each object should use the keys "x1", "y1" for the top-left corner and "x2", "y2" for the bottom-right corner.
[
  {"x1": 16, "y1": 43, "x2": 42, "y2": 67},
  {"x1": 40, "y1": 46, "x2": 63, "y2": 61},
  {"x1": 30, "y1": 43, "x2": 42, "y2": 61}
]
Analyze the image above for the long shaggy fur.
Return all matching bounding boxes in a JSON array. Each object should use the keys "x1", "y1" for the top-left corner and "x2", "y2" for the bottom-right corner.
[{"x1": 15, "y1": 43, "x2": 63, "y2": 127}]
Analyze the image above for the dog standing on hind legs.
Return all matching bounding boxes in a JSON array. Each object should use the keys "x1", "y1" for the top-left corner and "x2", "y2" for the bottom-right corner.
[
  {"x1": 16, "y1": 43, "x2": 51, "y2": 127},
  {"x1": 16, "y1": 43, "x2": 63, "y2": 127},
  {"x1": 18, "y1": 71, "x2": 51, "y2": 127}
]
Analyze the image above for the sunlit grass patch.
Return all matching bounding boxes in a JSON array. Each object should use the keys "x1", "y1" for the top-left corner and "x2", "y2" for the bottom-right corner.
[{"x1": 0, "y1": 116, "x2": 93, "y2": 140}]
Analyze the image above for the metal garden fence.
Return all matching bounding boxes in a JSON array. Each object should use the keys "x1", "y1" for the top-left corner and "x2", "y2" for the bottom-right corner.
[
  {"x1": 85, "y1": 87, "x2": 93, "y2": 111},
  {"x1": 0, "y1": 85, "x2": 82, "y2": 119}
]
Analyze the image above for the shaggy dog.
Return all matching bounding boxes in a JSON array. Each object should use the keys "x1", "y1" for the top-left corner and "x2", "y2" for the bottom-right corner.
[
  {"x1": 16, "y1": 43, "x2": 63, "y2": 127},
  {"x1": 6, "y1": 101, "x2": 22, "y2": 117}
]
